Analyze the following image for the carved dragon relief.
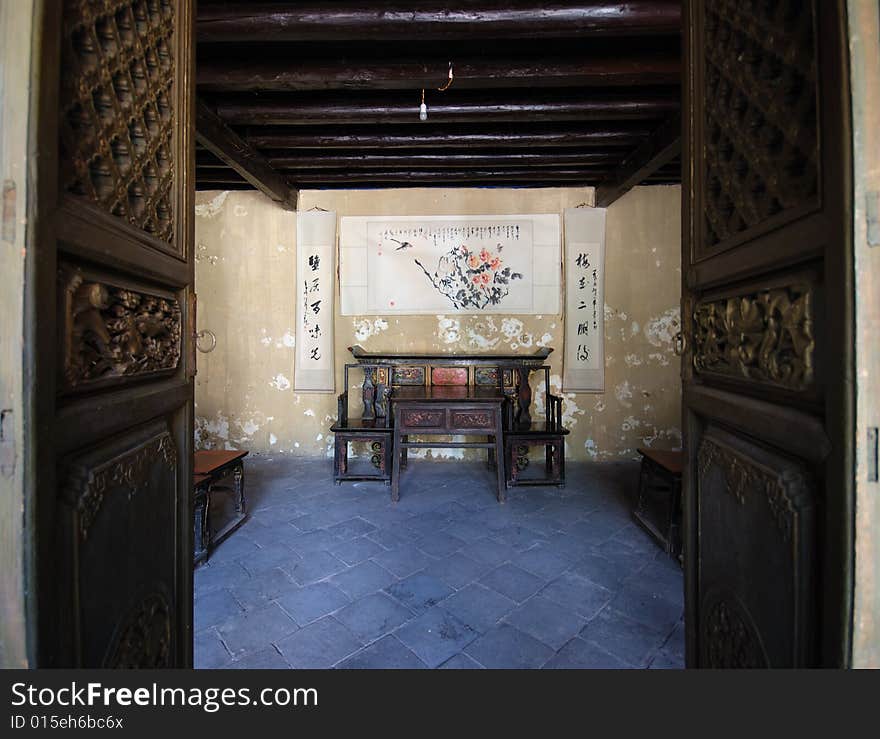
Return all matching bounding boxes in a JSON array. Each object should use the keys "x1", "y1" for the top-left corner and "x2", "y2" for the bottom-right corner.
[
  {"x1": 60, "y1": 265, "x2": 181, "y2": 391},
  {"x1": 76, "y1": 431, "x2": 177, "y2": 541},
  {"x1": 692, "y1": 285, "x2": 814, "y2": 392},
  {"x1": 697, "y1": 437, "x2": 804, "y2": 544}
]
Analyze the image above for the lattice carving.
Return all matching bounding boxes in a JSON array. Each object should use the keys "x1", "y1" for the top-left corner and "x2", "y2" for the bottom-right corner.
[
  {"x1": 60, "y1": 0, "x2": 176, "y2": 243},
  {"x1": 104, "y1": 592, "x2": 172, "y2": 668},
  {"x1": 60, "y1": 264, "x2": 182, "y2": 392},
  {"x1": 693, "y1": 284, "x2": 814, "y2": 391},
  {"x1": 703, "y1": 0, "x2": 819, "y2": 247}
]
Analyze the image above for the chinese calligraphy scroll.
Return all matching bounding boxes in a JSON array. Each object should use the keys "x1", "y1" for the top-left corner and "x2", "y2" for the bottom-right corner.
[
  {"x1": 295, "y1": 210, "x2": 336, "y2": 392},
  {"x1": 339, "y1": 215, "x2": 560, "y2": 315},
  {"x1": 563, "y1": 208, "x2": 606, "y2": 392}
]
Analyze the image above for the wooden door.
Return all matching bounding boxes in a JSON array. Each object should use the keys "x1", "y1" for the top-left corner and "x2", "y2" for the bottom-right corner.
[
  {"x1": 30, "y1": 0, "x2": 195, "y2": 667},
  {"x1": 682, "y1": 0, "x2": 853, "y2": 666}
]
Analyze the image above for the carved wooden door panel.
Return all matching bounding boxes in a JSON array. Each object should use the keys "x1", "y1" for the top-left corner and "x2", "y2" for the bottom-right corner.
[
  {"x1": 31, "y1": 0, "x2": 194, "y2": 666},
  {"x1": 682, "y1": 0, "x2": 853, "y2": 666}
]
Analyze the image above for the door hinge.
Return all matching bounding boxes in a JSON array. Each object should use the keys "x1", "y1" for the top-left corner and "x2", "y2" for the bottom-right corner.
[
  {"x1": 0, "y1": 410, "x2": 15, "y2": 478},
  {"x1": 867, "y1": 192, "x2": 880, "y2": 247},
  {"x1": 868, "y1": 427, "x2": 879, "y2": 483}
]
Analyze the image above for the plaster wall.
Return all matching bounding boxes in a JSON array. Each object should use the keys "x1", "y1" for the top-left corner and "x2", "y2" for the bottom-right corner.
[{"x1": 194, "y1": 185, "x2": 682, "y2": 461}]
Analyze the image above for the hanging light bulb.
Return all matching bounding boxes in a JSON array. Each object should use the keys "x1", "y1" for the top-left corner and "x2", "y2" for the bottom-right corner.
[{"x1": 419, "y1": 88, "x2": 428, "y2": 121}]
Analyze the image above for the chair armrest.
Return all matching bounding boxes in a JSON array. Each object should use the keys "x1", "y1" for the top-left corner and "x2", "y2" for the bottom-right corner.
[
  {"x1": 548, "y1": 394, "x2": 564, "y2": 431},
  {"x1": 337, "y1": 391, "x2": 348, "y2": 426}
]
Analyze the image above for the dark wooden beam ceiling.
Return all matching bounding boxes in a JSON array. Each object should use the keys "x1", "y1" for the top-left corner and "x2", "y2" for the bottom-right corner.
[
  {"x1": 195, "y1": 99, "x2": 299, "y2": 209},
  {"x1": 594, "y1": 113, "x2": 681, "y2": 206},
  {"x1": 197, "y1": 1, "x2": 682, "y2": 42},
  {"x1": 195, "y1": 1, "x2": 682, "y2": 193}
]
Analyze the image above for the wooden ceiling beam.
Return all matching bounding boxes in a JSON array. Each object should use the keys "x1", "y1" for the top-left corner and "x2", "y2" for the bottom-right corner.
[
  {"x1": 197, "y1": 1, "x2": 681, "y2": 42},
  {"x1": 244, "y1": 123, "x2": 652, "y2": 149},
  {"x1": 211, "y1": 89, "x2": 679, "y2": 126},
  {"x1": 594, "y1": 113, "x2": 681, "y2": 207},
  {"x1": 197, "y1": 53, "x2": 680, "y2": 91},
  {"x1": 215, "y1": 168, "x2": 610, "y2": 184},
  {"x1": 255, "y1": 151, "x2": 621, "y2": 170},
  {"x1": 195, "y1": 99, "x2": 299, "y2": 210}
]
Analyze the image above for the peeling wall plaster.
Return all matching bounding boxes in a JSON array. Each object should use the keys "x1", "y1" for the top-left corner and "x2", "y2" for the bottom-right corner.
[{"x1": 194, "y1": 186, "x2": 681, "y2": 461}]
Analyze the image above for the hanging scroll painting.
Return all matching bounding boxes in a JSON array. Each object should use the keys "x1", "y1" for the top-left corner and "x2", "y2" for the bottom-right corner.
[
  {"x1": 339, "y1": 215, "x2": 560, "y2": 315},
  {"x1": 563, "y1": 207, "x2": 606, "y2": 392},
  {"x1": 294, "y1": 210, "x2": 336, "y2": 392}
]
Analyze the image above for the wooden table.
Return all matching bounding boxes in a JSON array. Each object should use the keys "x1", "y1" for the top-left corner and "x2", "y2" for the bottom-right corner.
[
  {"x1": 193, "y1": 449, "x2": 248, "y2": 565},
  {"x1": 391, "y1": 386, "x2": 507, "y2": 503}
]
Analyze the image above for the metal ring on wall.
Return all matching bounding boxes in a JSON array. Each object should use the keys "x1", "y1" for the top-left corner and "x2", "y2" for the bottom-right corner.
[{"x1": 196, "y1": 329, "x2": 217, "y2": 353}]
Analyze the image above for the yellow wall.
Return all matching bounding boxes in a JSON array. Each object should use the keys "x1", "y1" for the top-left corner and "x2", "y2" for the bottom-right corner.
[{"x1": 194, "y1": 185, "x2": 682, "y2": 461}]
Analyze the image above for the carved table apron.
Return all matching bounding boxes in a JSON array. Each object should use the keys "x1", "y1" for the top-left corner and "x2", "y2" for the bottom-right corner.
[{"x1": 391, "y1": 386, "x2": 506, "y2": 503}]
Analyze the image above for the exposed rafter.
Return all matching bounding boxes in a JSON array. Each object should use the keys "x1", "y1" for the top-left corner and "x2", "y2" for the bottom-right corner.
[
  {"x1": 243, "y1": 124, "x2": 653, "y2": 150},
  {"x1": 197, "y1": 1, "x2": 683, "y2": 43},
  {"x1": 210, "y1": 89, "x2": 679, "y2": 126},
  {"x1": 195, "y1": 99, "x2": 298, "y2": 209},
  {"x1": 197, "y1": 52, "x2": 680, "y2": 91},
  {"x1": 594, "y1": 114, "x2": 681, "y2": 207}
]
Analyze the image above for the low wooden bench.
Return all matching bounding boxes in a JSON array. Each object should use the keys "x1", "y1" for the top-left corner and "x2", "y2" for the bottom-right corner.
[
  {"x1": 193, "y1": 449, "x2": 248, "y2": 565},
  {"x1": 632, "y1": 447, "x2": 683, "y2": 560}
]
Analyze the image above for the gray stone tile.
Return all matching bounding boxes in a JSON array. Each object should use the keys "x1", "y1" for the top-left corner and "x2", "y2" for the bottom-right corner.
[
  {"x1": 226, "y1": 646, "x2": 290, "y2": 669},
  {"x1": 422, "y1": 552, "x2": 492, "y2": 590},
  {"x1": 628, "y1": 559, "x2": 684, "y2": 605},
  {"x1": 371, "y1": 544, "x2": 435, "y2": 578},
  {"x1": 287, "y1": 529, "x2": 344, "y2": 554},
  {"x1": 440, "y1": 583, "x2": 516, "y2": 632},
  {"x1": 405, "y1": 512, "x2": 453, "y2": 537},
  {"x1": 194, "y1": 588, "x2": 244, "y2": 633},
  {"x1": 490, "y1": 525, "x2": 548, "y2": 551},
  {"x1": 459, "y1": 538, "x2": 517, "y2": 567},
  {"x1": 366, "y1": 528, "x2": 413, "y2": 551},
  {"x1": 439, "y1": 653, "x2": 484, "y2": 669},
  {"x1": 284, "y1": 551, "x2": 348, "y2": 585},
  {"x1": 541, "y1": 572, "x2": 613, "y2": 620},
  {"x1": 610, "y1": 584, "x2": 683, "y2": 634},
  {"x1": 543, "y1": 638, "x2": 631, "y2": 669},
  {"x1": 504, "y1": 596, "x2": 586, "y2": 651},
  {"x1": 217, "y1": 603, "x2": 298, "y2": 658},
  {"x1": 442, "y1": 520, "x2": 489, "y2": 543},
  {"x1": 238, "y1": 542, "x2": 301, "y2": 576},
  {"x1": 338, "y1": 635, "x2": 427, "y2": 669},
  {"x1": 228, "y1": 567, "x2": 299, "y2": 611},
  {"x1": 194, "y1": 561, "x2": 251, "y2": 594},
  {"x1": 395, "y1": 607, "x2": 479, "y2": 668},
  {"x1": 465, "y1": 624, "x2": 554, "y2": 669},
  {"x1": 209, "y1": 534, "x2": 260, "y2": 563},
  {"x1": 580, "y1": 607, "x2": 667, "y2": 667},
  {"x1": 480, "y1": 563, "x2": 544, "y2": 603},
  {"x1": 570, "y1": 552, "x2": 641, "y2": 591},
  {"x1": 330, "y1": 561, "x2": 398, "y2": 600},
  {"x1": 194, "y1": 630, "x2": 231, "y2": 669},
  {"x1": 648, "y1": 648, "x2": 685, "y2": 669},
  {"x1": 330, "y1": 536, "x2": 386, "y2": 566},
  {"x1": 327, "y1": 517, "x2": 378, "y2": 540},
  {"x1": 276, "y1": 616, "x2": 363, "y2": 669},
  {"x1": 663, "y1": 620, "x2": 685, "y2": 658},
  {"x1": 385, "y1": 572, "x2": 454, "y2": 614},
  {"x1": 334, "y1": 592, "x2": 415, "y2": 643},
  {"x1": 512, "y1": 545, "x2": 572, "y2": 581},
  {"x1": 276, "y1": 581, "x2": 351, "y2": 626},
  {"x1": 414, "y1": 531, "x2": 467, "y2": 558}
]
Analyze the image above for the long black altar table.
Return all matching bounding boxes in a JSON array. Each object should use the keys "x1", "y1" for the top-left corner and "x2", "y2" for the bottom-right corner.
[{"x1": 390, "y1": 386, "x2": 507, "y2": 503}]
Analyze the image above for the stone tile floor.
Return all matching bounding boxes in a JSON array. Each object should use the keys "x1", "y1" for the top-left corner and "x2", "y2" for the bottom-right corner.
[{"x1": 194, "y1": 456, "x2": 685, "y2": 669}]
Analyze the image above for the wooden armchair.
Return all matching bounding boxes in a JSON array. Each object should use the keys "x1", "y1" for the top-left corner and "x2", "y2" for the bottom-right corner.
[
  {"x1": 330, "y1": 363, "x2": 394, "y2": 484},
  {"x1": 503, "y1": 366, "x2": 568, "y2": 487}
]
